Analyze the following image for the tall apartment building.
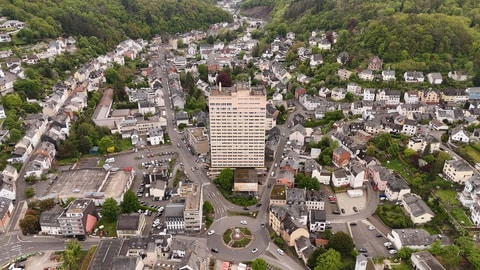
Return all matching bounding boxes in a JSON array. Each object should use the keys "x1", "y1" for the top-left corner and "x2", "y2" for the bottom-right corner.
[
  {"x1": 58, "y1": 199, "x2": 97, "y2": 238},
  {"x1": 209, "y1": 83, "x2": 266, "y2": 168},
  {"x1": 184, "y1": 184, "x2": 203, "y2": 232}
]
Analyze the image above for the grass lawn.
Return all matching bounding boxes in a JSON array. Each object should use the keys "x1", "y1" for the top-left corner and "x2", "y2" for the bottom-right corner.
[
  {"x1": 391, "y1": 263, "x2": 413, "y2": 270},
  {"x1": 117, "y1": 139, "x2": 133, "y2": 151},
  {"x1": 227, "y1": 210, "x2": 258, "y2": 217},
  {"x1": 451, "y1": 208, "x2": 474, "y2": 226},
  {"x1": 463, "y1": 145, "x2": 480, "y2": 163},
  {"x1": 79, "y1": 246, "x2": 97, "y2": 270},
  {"x1": 382, "y1": 159, "x2": 412, "y2": 182},
  {"x1": 97, "y1": 159, "x2": 105, "y2": 167},
  {"x1": 223, "y1": 229, "x2": 232, "y2": 243},
  {"x1": 57, "y1": 157, "x2": 79, "y2": 166},
  {"x1": 94, "y1": 218, "x2": 117, "y2": 237},
  {"x1": 435, "y1": 190, "x2": 460, "y2": 207},
  {"x1": 231, "y1": 237, "x2": 251, "y2": 248}
]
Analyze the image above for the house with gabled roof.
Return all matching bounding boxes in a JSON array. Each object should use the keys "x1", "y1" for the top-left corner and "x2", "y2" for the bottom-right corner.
[
  {"x1": 402, "y1": 193, "x2": 434, "y2": 224},
  {"x1": 450, "y1": 126, "x2": 470, "y2": 143},
  {"x1": 426, "y1": 72, "x2": 443, "y2": 84},
  {"x1": 458, "y1": 175, "x2": 480, "y2": 208},
  {"x1": 448, "y1": 71, "x2": 468, "y2": 82},
  {"x1": 404, "y1": 71, "x2": 424, "y2": 82},
  {"x1": 443, "y1": 159, "x2": 474, "y2": 184},
  {"x1": 385, "y1": 174, "x2": 410, "y2": 201},
  {"x1": 368, "y1": 56, "x2": 383, "y2": 71},
  {"x1": 358, "y1": 69, "x2": 374, "y2": 81},
  {"x1": 332, "y1": 168, "x2": 352, "y2": 187}
]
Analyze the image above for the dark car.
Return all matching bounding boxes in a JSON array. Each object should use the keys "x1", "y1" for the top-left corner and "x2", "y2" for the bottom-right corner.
[
  {"x1": 332, "y1": 210, "x2": 340, "y2": 215},
  {"x1": 243, "y1": 206, "x2": 249, "y2": 210},
  {"x1": 211, "y1": 248, "x2": 219, "y2": 253},
  {"x1": 376, "y1": 233, "x2": 383, "y2": 238},
  {"x1": 353, "y1": 207, "x2": 359, "y2": 212},
  {"x1": 267, "y1": 184, "x2": 272, "y2": 188},
  {"x1": 260, "y1": 223, "x2": 265, "y2": 228},
  {"x1": 350, "y1": 222, "x2": 357, "y2": 226},
  {"x1": 341, "y1": 208, "x2": 346, "y2": 214},
  {"x1": 256, "y1": 203, "x2": 262, "y2": 207}
]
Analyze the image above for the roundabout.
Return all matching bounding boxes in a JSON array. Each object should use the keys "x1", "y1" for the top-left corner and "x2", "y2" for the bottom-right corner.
[
  {"x1": 223, "y1": 227, "x2": 253, "y2": 248},
  {"x1": 206, "y1": 216, "x2": 270, "y2": 262}
]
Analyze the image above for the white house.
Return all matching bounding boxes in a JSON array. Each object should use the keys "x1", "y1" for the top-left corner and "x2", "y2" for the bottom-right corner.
[
  {"x1": 426, "y1": 72, "x2": 443, "y2": 84},
  {"x1": 363, "y1": 88, "x2": 375, "y2": 101},
  {"x1": 404, "y1": 91, "x2": 420, "y2": 104},
  {"x1": 332, "y1": 168, "x2": 351, "y2": 187},
  {"x1": 404, "y1": 71, "x2": 425, "y2": 83},
  {"x1": 402, "y1": 193, "x2": 434, "y2": 224},
  {"x1": 388, "y1": 229, "x2": 448, "y2": 250},
  {"x1": 382, "y1": 70, "x2": 396, "y2": 81},
  {"x1": 358, "y1": 69, "x2": 374, "y2": 81},
  {"x1": 146, "y1": 127, "x2": 164, "y2": 146},
  {"x1": 450, "y1": 126, "x2": 470, "y2": 143}
]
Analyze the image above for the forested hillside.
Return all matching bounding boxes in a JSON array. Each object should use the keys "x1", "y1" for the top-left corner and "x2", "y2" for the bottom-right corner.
[
  {"x1": 242, "y1": 0, "x2": 480, "y2": 77},
  {"x1": 1, "y1": 0, "x2": 232, "y2": 47}
]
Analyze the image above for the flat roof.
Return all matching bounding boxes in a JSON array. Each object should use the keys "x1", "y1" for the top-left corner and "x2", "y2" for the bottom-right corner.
[{"x1": 185, "y1": 184, "x2": 201, "y2": 211}]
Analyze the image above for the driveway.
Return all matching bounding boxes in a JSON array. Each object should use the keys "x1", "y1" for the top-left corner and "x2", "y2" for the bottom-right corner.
[{"x1": 350, "y1": 220, "x2": 391, "y2": 258}]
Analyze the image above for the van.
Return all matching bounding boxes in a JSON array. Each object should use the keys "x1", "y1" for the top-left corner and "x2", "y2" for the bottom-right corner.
[
  {"x1": 271, "y1": 171, "x2": 275, "y2": 177},
  {"x1": 145, "y1": 193, "x2": 149, "y2": 198}
]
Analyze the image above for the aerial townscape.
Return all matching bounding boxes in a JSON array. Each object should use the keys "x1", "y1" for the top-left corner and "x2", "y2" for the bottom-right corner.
[{"x1": 1, "y1": 0, "x2": 480, "y2": 270}]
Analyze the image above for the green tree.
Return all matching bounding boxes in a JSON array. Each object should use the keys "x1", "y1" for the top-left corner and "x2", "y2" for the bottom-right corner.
[
  {"x1": 215, "y1": 168, "x2": 233, "y2": 191},
  {"x1": 98, "y1": 136, "x2": 115, "y2": 154},
  {"x1": 3, "y1": 93, "x2": 23, "y2": 109},
  {"x1": 105, "y1": 68, "x2": 120, "y2": 84},
  {"x1": 13, "y1": 79, "x2": 43, "y2": 99},
  {"x1": 307, "y1": 247, "x2": 326, "y2": 269},
  {"x1": 397, "y1": 247, "x2": 415, "y2": 260},
  {"x1": 120, "y1": 190, "x2": 141, "y2": 213},
  {"x1": 251, "y1": 258, "x2": 267, "y2": 270},
  {"x1": 7, "y1": 128, "x2": 22, "y2": 143},
  {"x1": 101, "y1": 198, "x2": 120, "y2": 222},
  {"x1": 39, "y1": 199, "x2": 55, "y2": 212},
  {"x1": 203, "y1": 201, "x2": 214, "y2": 214},
  {"x1": 19, "y1": 214, "x2": 40, "y2": 235},
  {"x1": 326, "y1": 231, "x2": 355, "y2": 257},
  {"x1": 296, "y1": 173, "x2": 320, "y2": 190},
  {"x1": 344, "y1": 92, "x2": 354, "y2": 102},
  {"x1": 62, "y1": 240, "x2": 82, "y2": 270},
  {"x1": 25, "y1": 187, "x2": 35, "y2": 198},
  {"x1": 314, "y1": 248, "x2": 342, "y2": 270}
]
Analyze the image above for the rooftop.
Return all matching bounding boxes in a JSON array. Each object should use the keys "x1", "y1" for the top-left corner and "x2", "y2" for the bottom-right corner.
[
  {"x1": 270, "y1": 184, "x2": 286, "y2": 200},
  {"x1": 117, "y1": 214, "x2": 142, "y2": 231},
  {"x1": 185, "y1": 184, "x2": 201, "y2": 211}
]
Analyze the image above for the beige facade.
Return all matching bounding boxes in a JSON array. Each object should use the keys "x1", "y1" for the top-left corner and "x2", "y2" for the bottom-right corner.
[
  {"x1": 443, "y1": 159, "x2": 474, "y2": 184},
  {"x1": 209, "y1": 83, "x2": 266, "y2": 168},
  {"x1": 186, "y1": 127, "x2": 209, "y2": 155},
  {"x1": 184, "y1": 184, "x2": 203, "y2": 232}
]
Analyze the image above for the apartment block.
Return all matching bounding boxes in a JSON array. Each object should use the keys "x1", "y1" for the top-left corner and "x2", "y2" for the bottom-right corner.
[{"x1": 209, "y1": 83, "x2": 266, "y2": 168}]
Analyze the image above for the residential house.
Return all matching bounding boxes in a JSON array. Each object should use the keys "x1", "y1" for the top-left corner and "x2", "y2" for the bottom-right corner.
[
  {"x1": 407, "y1": 136, "x2": 440, "y2": 153},
  {"x1": 337, "y1": 52, "x2": 349, "y2": 65},
  {"x1": 458, "y1": 175, "x2": 480, "y2": 208},
  {"x1": 269, "y1": 204, "x2": 287, "y2": 235},
  {"x1": 367, "y1": 165, "x2": 392, "y2": 191},
  {"x1": 404, "y1": 91, "x2": 420, "y2": 104},
  {"x1": 331, "y1": 87, "x2": 346, "y2": 101},
  {"x1": 430, "y1": 119, "x2": 448, "y2": 131},
  {"x1": 363, "y1": 88, "x2": 376, "y2": 101},
  {"x1": 315, "y1": 169, "x2": 331, "y2": 185},
  {"x1": 275, "y1": 169, "x2": 295, "y2": 188},
  {"x1": 419, "y1": 90, "x2": 440, "y2": 104},
  {"x1": 281, "y1": 213, "x2": 309, "y2": 246},
  {"x1": 279, "y1": 151, "x2": 302, "y2": 175},
  {"x1": 377, "y1": 89, "x2": 401, "y2": 105},
  {"x1": 310, "y1": 54, "x2": 323, "y2": 68},
  {"x1": 305, "y1": 190, "x2": 325, "y2": 211},
  {"x1": 318, "y1": 39, "x2": 331, "y2": 50},
  {"x1": 448, "y1": 71, "x2": 468, "y2": 82},
  {"x1": 175, "y1": 111, "x2": 189, "y2": 126},
  {"x1": 233, "y1": 169, "x2": 258, "y2": 195},
  {"x1": 332, "y1": 168, "x2": 351, "y2": 187},
  {"x1": 450, "y1": 126, "x2": 470, "y2": 143},
  {"x1": 347, "y1": 83, "x2": 362, "y2": 95},
  {"x1": 355, "y1": 254, "x2": 368, "y2": 270},
  {"x1": 411, "y1": 251, "x2": 446, "y2": 270},
  {"x1": 338, "y1": 69, "x2": 352, "y2": 81},
  {"x1": 289, "y1": 124, "x2": 309, "y2": 146},
  {"x1": 426, "y1": 72, "x2": 443, "y2": 84},
  {"x1": 358, "y1": 69, "x2": 374, "y2": 81},
  {"x1": 146, "y1": 127, "x2": 164, "y2": 146},
  {"x1": 0, "y1": 198, "x2": 14, "y2": 232},
  {"x1": 349, "y1": 160, "x2": 366, "y2": 188},
  {"x1": 1, "y1": 165, "x2": 18, "y2": 184},
  {"x1": 385, "y1": 175, "x2": 410, "y2": 201},
  {"x1": 466, "y1": 87, "x2": 480, "y2": 100},
  {"x1": 0, "y1": 105, "x2": 5, "y2": 118},
  {"x1": 368, "y1": 56, "x2": 383, "y2": 71},
  {"x1": 116, "y1": 213, "x2": 146, "y2": 238},
  {"x1": 332, "y1": 147, "x2": 351, "y2": 168},
  {"x1": 443, "y1": 159, "x2": 474, "y2": 184},
  {"x1": 39, "y1": 205, "x2": 64, "y2": 235},
  {"x1": 382, "y1": 69, "x2": 396, "y2": 81},
  {"x1": 441, "y1": 88, "x2": 468, "y2": 104},
  {"x1": 404, "y1": 71, "x2": 425, "y2": 83},
  {"x1": 388, "y1": 229, "x2": 449, "y2": 250},
  {"x1": 401, "y1": 119, "x2": 418, "y2": 136},
  {"x1": 294, "y1": 236, "x2": 316, "y2": 264},
  {"x1": 402, "y1": 193, "x2": 435, "y2": 224}
]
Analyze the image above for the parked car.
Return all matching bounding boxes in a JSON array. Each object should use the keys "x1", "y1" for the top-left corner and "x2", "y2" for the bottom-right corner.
[
  {"x1": 256, "y1": 203, "x2": 262, "y2": 207},
  {"x1": 358, "y1": 248, "x2": 368, "y2": 253},
  {"x1": 389, "y1": 249, "x2": 397, "y2": 255},
  {"x1": 240, "y1": 220, "x2": 248, "y2": 225},
  {"x1": 211, "y1": 248, "x2": 219, "y2": 253},
  {"x1": 243, "y1": 206, "x2": 249, "y2": 210},
  {"x1": 251, "y1": 248, "x2": 258, "y2": 254},
  {"x1": 368, "y1": 225, "x2": 376, "y2": 231},
  {"x1": 207, "y1": 230, "x2": 215, "y2": 236},
  {"x1": 332, "y1": 210, "x2": 340, "y2": 215},
  {"x1": 350, "y1": 222, "x2": 357, "y2": 226},
  {"x1": 375, "y1": 233, "x2": 383, "y2": 238},
  {"x1": 341, "y1": 208, "x2": 346, "y2": 214},
  {"x1": 353, "y1": 207, "x2": 359, "y2": 212},
  {"x1": 277, "y1": 249, "x2": 285, "y2": 255},
  {"x1": 384, "y1": 242, "x2": 393, "y2": 247}
]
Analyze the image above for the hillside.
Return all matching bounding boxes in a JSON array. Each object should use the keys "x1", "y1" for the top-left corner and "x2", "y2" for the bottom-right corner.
[
  {"x1": 241, "y1": 0, "x2": 480, "y2": 77},
  {"x1": 0, "y1": 0, "x2": 232, "y2": 47}
]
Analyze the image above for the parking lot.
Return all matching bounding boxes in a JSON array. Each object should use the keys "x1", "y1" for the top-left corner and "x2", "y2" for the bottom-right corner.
[
  {"x1": 349, "y1": 220, "x2": 393, "y2": 258},
  {"x1": 336, "y1": 192, "x2": 367, "y2": 215}
]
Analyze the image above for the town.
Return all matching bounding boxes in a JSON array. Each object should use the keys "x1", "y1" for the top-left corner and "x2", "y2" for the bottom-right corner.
[{"x1": 0, "y1": 0, "x2": 480, "y2": 270}]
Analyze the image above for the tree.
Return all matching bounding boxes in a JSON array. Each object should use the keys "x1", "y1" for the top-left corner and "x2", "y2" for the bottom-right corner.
[
  {"x1": 251, "y1": 258, "x2": 267, "y2": 270},
  {"x1": 397, "y1": 247, "x2": 414, "y2": 260},
  {"x1": 326, "y1": 231, "x2": 355, "y2": 257},
  {"x1": 25, "y1": 187, "x2": 35, "y2": 198},
  {"x1": 105, "y1": 68, "x2": 120, "y2": 84},
  {"x1": 423, "y1": 143, "x2": 431, "y2": 156},
  {"x1": 3, "y1": 93, "x2": 23, "y2": 109},
  {"x1": 13, "y1": 79, "x2": 43, "y2": 99},
  {"x1": 8, "y1": 128, "x2": 22, "y2": 143},
  {"x1": 216, "y1": 71, "x2": 232, "y2": 87},
  {"x1": 98, "y1": 136, "x2": 115, "y2": 154},
  {"x1": 101, "y1": 198, "x2": 120, "y2": 222},
  {"x1": 19, "y1": 214, "x2": 40, "y2": 235},
  {"x1": 203, "y1": 201, "x2": 214, "y2": 214},
  {"x1": 314, "y1": 248, "x2": 342, "y2": 270},
  {"x1": 120, "y1": 190, "x2": 141, "y2": 213},
  {"x1": 296, "y1": 173, "x2": 320, "y2": 190},
  {"x1": 39, "y1": 199, "x2": 55, "y2": 212},
  {"x1": 344, "y1": 92, "x2": 354, "y2": 102},
  {"x1": 62, "y1": 240, "x2": 82, "y2": 270},
  {"x1": 215, "y1": 168, "x2": 233, "y2": 191},
  {"x1": 307, "y1": 247, "x2": 326, "y2": 269}
]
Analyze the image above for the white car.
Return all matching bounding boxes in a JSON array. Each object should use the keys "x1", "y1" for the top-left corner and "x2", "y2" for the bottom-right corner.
[
  {"x1": 207, "y1": 230, "x2": 215, "y2": 236},
  {"x1": 384, "y1": 242, "x2": 393, "y2": 247},
  {"x1": 368, "y1": 225, "x2": 376, "y2": 231},
  {"x1": 389, "y1": 249, "x2": 397, "y2": 255},
  {"x1": 277, "y1": 249, "x2": 285, "y2": 256},
  {"x1": 240, "y1": 220, "x2": 248, "y2": 225},
  {"x1": 251, "y1": 248, "x2": 258, "y2": 254}
]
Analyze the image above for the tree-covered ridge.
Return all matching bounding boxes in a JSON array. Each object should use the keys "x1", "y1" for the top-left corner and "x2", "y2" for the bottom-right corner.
[
  {"x1": 1, "y1": 0, "x2": 232, "y2": 47},
  {"x1": 245, "y1": 0, "x2": 480, "y2": 74}
]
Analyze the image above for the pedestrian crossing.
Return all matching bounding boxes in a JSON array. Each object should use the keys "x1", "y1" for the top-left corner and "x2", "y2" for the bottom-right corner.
[{"x1": 4, "y1": 231, "x2": 18, "y2": 237}]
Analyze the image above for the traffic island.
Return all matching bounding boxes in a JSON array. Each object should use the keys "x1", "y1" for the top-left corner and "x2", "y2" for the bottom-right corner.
[{"x1": 223, "y1": 227, "x2": 253, "y2": 248}]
